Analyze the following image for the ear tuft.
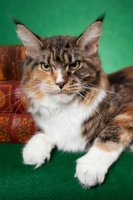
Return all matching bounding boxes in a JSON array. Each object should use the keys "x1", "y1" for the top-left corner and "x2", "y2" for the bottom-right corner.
[
  {"x1": 10, "y1": 15, "x2": 25, "y2": 26},
  {"x1": 95, "y1": 12, "x2": 106, "y2": 23}
]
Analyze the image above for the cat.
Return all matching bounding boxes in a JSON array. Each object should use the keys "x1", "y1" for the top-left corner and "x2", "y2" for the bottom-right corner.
[{"x1": 12, "y1": 15, "x2": 133, "y2": 188}]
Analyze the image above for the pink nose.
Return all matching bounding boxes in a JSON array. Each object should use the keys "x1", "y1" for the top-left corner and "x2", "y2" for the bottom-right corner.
[{"x1": 55, "y1": 81, "x2": 67, "y2": 89}]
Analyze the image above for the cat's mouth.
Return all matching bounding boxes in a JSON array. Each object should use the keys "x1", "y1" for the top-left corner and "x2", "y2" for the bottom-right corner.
[
  {"x1": 54, "y1": 90, "x2": 71, "y2": 96},
  {"x1": 50, "y1": 90, "x2": 75, "y2": 103}
]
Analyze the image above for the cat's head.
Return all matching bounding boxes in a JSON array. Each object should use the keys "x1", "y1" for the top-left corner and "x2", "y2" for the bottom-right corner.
[{"x1": 13, "y1": 15, "x2": 108, "y2": 104}]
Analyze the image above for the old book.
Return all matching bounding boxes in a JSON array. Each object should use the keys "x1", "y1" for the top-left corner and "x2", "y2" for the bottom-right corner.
[
  {"x1": 0, "y1": 45, "x2": 25, "y2": 81},
  {"x1": 0, "y1": 81, "x2": 27, "y2": 113},
  {"x1": 0, "y1": 113, "x2": 37, "y2": 143}
]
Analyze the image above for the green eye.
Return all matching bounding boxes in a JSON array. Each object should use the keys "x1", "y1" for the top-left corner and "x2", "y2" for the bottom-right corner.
[
  {"x1": 41, "y1": 63, "x2": 52, "y2": 71},
  {"x1": 69, "y1": 61, "x2": 80, "y2": 70}
]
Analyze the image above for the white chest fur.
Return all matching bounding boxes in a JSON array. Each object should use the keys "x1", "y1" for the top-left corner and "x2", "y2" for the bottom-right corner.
[{"x1": 30, "y1": 90, "x2": 106, "y2": 152}]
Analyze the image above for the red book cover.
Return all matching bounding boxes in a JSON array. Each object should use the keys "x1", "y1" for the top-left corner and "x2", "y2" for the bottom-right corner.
[
  {"x1": 0, "y1": 45, "x2": 25, "y2": 81},
  {"x1": 0, "y1": 81, "x2": 27, "y2": 113},
  {"x1": 0, "y1": 113, "x2": 37, "y2": 143}
]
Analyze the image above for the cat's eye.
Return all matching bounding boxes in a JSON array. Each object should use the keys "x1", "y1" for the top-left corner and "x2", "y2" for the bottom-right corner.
[
  {"x1": 41, "y1": 63, "x2": 52, "y2": 71},
  {"x1": 69, "y1": 61, "x2": 80, "y2": 70}
]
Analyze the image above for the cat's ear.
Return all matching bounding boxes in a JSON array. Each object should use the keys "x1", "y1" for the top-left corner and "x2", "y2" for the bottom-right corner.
[
  {"x1": 76, "y1": 15, "x2": 105, "y2": 55},
  {"x1": 12, "y1": 18, "x2": 43, "y2": 58}
]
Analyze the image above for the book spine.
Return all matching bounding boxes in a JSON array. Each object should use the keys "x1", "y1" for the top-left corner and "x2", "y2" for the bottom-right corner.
[
  {"x1": 0, "y1": 82, "x2": 27, "y2": 113},
  {"x1": 0, "y1": 113, "x2": 37, "y2": 143},
  {"x1": 0, "y1": 45, "x2": 25, "y2": 81}
]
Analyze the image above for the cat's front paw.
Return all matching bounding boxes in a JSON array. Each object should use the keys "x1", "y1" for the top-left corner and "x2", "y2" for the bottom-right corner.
[
  {"x1": 75, "y1": 146, "x2": 119, "y2": 187},
  {"x1": 22, "y1": 133, "x2": 55, "y2": 168}
]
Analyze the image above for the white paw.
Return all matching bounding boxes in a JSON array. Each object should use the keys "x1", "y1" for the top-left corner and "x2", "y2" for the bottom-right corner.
[
  {"x1": 22, "y1": 133, "x2": 55, "y2": 168},
  {"x1": 75, "y1": 146, "x2": 121, "y2": 187}
]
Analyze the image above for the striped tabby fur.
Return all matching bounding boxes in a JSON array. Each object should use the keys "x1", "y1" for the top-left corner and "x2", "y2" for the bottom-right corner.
[{"x1": 13, "y1": 16, "x2": 133, "y2": 187}]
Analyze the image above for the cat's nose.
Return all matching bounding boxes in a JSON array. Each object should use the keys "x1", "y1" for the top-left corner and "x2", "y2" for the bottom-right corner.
[{"x1": 55, "y1": 81, "x2": 67, "y2": 89}]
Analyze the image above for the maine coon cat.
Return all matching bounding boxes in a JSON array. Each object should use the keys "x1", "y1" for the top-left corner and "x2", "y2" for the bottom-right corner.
[{"x1": 13, "y1": 15, "x2": 133, "y2": 188}]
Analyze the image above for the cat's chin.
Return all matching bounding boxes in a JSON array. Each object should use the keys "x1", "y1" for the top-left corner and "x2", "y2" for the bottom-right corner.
[{"x1": 51, "y1": 93, "x2": 75, "y2": 104}]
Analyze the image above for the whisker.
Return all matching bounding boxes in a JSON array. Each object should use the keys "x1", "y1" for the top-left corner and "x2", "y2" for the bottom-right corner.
[
  {"x1": 83, "y1": 84, "x2": 123, "y2": 98},
  {"x1": 13, "y1": 97, "x2": 28, "y2": 116},
  {"x1": 86, "y1": 87, "x2": 114, "y2": 101},
  {"x1": 13, "y1": 90, "x2": 44, "y2": 117},
  {"x1": 2, "y1": 97, "x2": 26, "y2": 114},
  {"x1": 106, "y1": 90, "x2": 124, "y2": 97},
  {"x1": 1, "y1": 87, "x2": 39, "y2": 114},
  {"x1": 0, "y1": 89, "x2": 20, "y2": 100},
  {"x1": 81, "y1": 87, "x2": 112, "y2": 107},
  {"x1": 76, "y1": 91, "x2": 100, "y2": 116}
]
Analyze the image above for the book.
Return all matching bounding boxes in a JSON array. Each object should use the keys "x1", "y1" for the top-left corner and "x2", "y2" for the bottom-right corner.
[
  {"x1": 0, "y1": 81, "x2": 27, "y2": 113},
  {"x1": 0, "y1": 113, "x2": 37, "y2": 143},
  {"x1": 0, "y1": 45, "x2": 25, "y2": 81},
  {"x1": 0, "y1": 45, "x2": 37, "y2": 143}
]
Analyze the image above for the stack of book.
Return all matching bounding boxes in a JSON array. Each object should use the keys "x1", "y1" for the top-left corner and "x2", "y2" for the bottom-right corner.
[
  {"x1": 0, "y1": 46, "x2": 37, "y2": 143},
  {"x1": 0, "y1": 81, "x2": 37, "y2": 143}
]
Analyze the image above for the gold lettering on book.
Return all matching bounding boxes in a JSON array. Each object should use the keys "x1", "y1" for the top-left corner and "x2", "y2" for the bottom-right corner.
[
  {"x1": 21, "y1": 95, "x2": 28, "y2": 110},
  {"x1": 0, "y1": 117, "x2": 10, "y2": 142},
  {"x1": 15, "y1": 117, "x2": 34, "y2": 143},
  {"x1": 0, "y1": 90, "x2": 6, "y2": 108}
]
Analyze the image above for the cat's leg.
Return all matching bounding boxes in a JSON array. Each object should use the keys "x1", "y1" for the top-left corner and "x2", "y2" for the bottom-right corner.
[
  {"x1": 75, "y1": 143, "x2": 123, "y2": 187},
  {"x1": 75, "y1": 113, "x2": 133, "y2": 187},
  {"x1": 23, "y1": 132, "x2": 55, "y2": 168}
]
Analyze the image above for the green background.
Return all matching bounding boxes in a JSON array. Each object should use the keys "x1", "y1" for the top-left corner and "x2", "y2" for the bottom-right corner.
[
  {"x1": 0, "y1": 0, "x2": 133, "y2": 73},
  {"x1": 0, "y1": 0, "x2": 133, "y2": 199}
]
